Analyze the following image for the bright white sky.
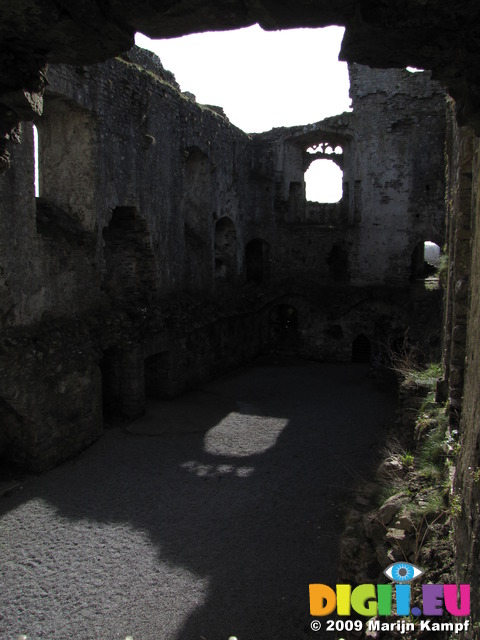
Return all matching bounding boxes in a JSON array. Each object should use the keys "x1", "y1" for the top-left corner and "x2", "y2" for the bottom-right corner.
[
  {"x1": 135, "y1": 25, "x2": 350, "y2": 202},
  {"x1": 135, "y1": 25, "x2": 350, "y2": 133}
]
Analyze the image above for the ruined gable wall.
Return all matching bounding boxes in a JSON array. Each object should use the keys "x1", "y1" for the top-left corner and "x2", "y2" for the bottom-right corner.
[
  {"x1": 254, "y1": 115, "x2": 354, "y2": 285},
  {"x1": 254, "y1": 65, "x2": 446, "y2": 287}
]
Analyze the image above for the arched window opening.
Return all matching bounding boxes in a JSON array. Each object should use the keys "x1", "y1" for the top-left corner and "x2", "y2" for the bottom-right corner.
[
  {"x1": 102, "y1": 207, "x2": 157, "y2": 304},
  {"x1": 327, "y1": 244, "x2": 350, "y2": 282},
  {"x1": 269, "y1": 305, "x2": 299, "y2": 350},
  {"x1": 326, "y1": 325, "x2": 343, "y2": 340},
  {"x1": 183, "y1": 148, "x2": 211, "y2": 291},
  {"x1": 411, "y1": 240, "x2": 442, "y2": 281},
  {"x1": 32, "y1": 124, "x2": 40, "y2": 197},
  {"x1": 145, "y1": 352, "x2": 171, "y2": 399},
  {"x1": 352, "y1": 335, "x2": 371, "y2": 363},
  {"x1": 100, "y1": 349, "x2": 122, "y2": 421},
  {"x1": 0, "y1": 398, "x2": 23, "y2": 474},
  {"x1": 245, "y1": 239, "x2": 270, "y2": 283},
  {"x1": 424, "y1": 241, "x2": 441, "y2": 267},
  {"x1": 306, "y1": 143, "x2": 343, "y2": 156},
  {"x1": 305, "y1": 159, "x2": 343, "y2": 203},
  {"x1": 214, "y1": 216, "x2": 237, "y2": 281},
  {"x1": 100, "y1": 348, "x2": 146, "y2": 420},
  {"x1": 36, "y1": 96, "x2": 96, "y2": 229}
]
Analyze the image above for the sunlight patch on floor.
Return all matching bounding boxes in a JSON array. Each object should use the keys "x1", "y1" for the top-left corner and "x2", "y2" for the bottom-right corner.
[{"x1": 203, "y1": 413, "x2": 289, "y2": 457}]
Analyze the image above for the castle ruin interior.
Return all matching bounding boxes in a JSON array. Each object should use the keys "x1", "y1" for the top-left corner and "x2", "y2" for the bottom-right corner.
[{"x1": 1, "y1": 1, "x2": 480, "y2": 637}]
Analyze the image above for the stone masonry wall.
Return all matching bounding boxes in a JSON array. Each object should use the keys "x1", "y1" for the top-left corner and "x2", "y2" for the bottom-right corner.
[
  {"x1": 256, "y1": 64, "x2": 446, "y2": 287},
  {"x1": 0, "y1": 48, "x2": 446, "y2": 471},
  {"x1": 445, "y1": 105, "x2": 480, "y2": 626}
]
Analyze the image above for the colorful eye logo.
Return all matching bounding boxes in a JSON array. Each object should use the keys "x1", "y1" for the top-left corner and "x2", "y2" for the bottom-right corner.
[{"x1": 383, "y1": 562, "x2": 424, "y2": 583}]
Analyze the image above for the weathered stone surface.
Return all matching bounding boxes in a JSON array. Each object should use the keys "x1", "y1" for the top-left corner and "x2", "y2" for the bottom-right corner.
[
  {"x1": 449, "y1": 106, "x2": 480, "y2": 625},
  {"x1": 376, "y1": 492, "x2": 408, "y2": 526},
  {"x1": 2, "y1": 0, "x2": 480, "y2": 148},
  {"x1": 3, "y1": 3, "x2": 480, "y2": 621},
  {"x1": 393, "y1": 513, "x2": 416, "y2": 534},
  {"x1": 377, "y1": 456, "x2": 406, "y2": 480},
  {"x1": 0, "y1": 49, "x2": 446, "y2": 473}
]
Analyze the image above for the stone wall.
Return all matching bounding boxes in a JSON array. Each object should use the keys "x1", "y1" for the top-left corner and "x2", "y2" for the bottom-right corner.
[
  {"x1": 1, "y1": 0, "x2": 480, "y2": 632},
  {"x1": 256, "y1": 64, "x2": 446, "y2": 286},
  {"x1": 2, "y1": 0, "x2": 480, "y2": 167},
  {"x1": 0, "y1": 48, "x2": 446, "y2": 477},
  {"x1": 444, "y1": 104, "x2": 480, "y2": 626}
]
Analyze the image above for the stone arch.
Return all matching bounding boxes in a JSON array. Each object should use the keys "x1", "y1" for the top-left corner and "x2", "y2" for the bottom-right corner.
[
  {"x1": 411, "y1": 239, "x2": 442, "y2": 280},
  {"x1": 183, "y1": 147, "x2": 212, "y2": 291},
  {"x1": 144, "y1": 351, "x2": 172, "y2": 399},
  {"x1": 304, "y1": 158, "x2": 343, "y2": 203},
  {"x1": 269, "y1": 304, "x2": 299, "y2": 351},
  {"x1": 32, "y1": 123, "x2": 40, "y2": 197},
  {"x1": 35, "y1": 92, "x2": 97, "y2": 230},
  {"x1": 184, "y1": 223, "x2": 210, "y2": 291},
  {"x1": 0, "y1": 397, "x2": 24, "y2": 471},
  {"x1": 99, "y1": 348, "x2": 124, "y2": 421},
  {"x1": 102, "y1": 206, "x2": 157, "y2": 304},
  {"x1": 214, "y1": 216, "x2": 237, "y2": 282},
  {"x1": 352, "y1": 334, "x2": 372, "y2": 363},
  {"x1": 245, "y1": 239, "x2": 270, "y2": 283},
  {"x1": 327, "y1": 243, "x2": 350, "y2": 282},
  {"x1": 99, "y1": 346, "x2": 146, "y2": 420}
]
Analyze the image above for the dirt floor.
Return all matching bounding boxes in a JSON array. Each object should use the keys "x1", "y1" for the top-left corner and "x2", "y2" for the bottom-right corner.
[{"x1": 0, "y1": 359, "x2": 397, "y2": 640}]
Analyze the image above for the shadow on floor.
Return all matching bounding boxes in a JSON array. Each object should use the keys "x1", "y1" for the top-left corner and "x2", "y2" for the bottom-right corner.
[{"x1": 0, "y1": 361, "x2": 396, "y2": 640}]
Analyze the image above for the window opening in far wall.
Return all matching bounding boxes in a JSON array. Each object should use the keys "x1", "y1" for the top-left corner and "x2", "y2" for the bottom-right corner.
[
  {"x1": 32, "y1": 124, "x2": 39, "y2": 197},
  {"x1": 411, "y1": 240, "x2": 441, "y2": 281},
  {"x1": 269, "y1": 305, "x2": 299, "y2": 349},
  {"x1": 352, "y1": 334, "x2": 371, "y2": 363},
  {"x1": 305, "y1": 159, "x2": 343, "y2": 203},
  {"x1": 214, "y1": 216, "x2": 237, "y2": 281},
  {"x1": 246, "y1": 239, "x2": 270, "y2": 283}
]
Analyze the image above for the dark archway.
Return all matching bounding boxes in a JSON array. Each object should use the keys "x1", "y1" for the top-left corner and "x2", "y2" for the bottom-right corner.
[
  {"x1": 245, "y1": 239, "x2": 270, "y2": 283},
  {"x1": 35, "y1": 94, "x2": 96, "y2": 227},
  {"x1": 145, "y1": 352, "x2": 171, "y2": 399},
  {"x1": 214, "y1": 216, "x2": 237, "y2": 282},
  {"x1": 352, "y1": 334, "x2": 371, "y2": 363},
  {"x1": 305, "y1": 158, "x2": 343, "y2": 203},
  {"x1": 0, "y1": 397, "x2": 24, "y2": 475},
  {"x1": 102, "y1": 206, "x2": 157, "y2": 304},
  {"x1": 327, "y1": 243, "x2": 350, "y2": 282},
  {"x1": 100, "y1": 348, "x2": 146, "y2": 420},
  {"x1": 411, "y1": 240, "x2": 441, "y2": 281},
  {"x1": 183, "y1": 147, "x2": 212, "y2": 291},
  {"x1": 99, "y1": 349, "x2": 123, "y2": 421},
  {"x1": 269, "y1": 305, "x2": 299, "y2": 351}
]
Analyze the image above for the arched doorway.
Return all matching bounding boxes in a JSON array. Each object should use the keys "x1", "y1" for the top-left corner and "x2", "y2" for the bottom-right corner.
[
  {"x1": 305, "y1": 158, "x2": 343, "y2": 203},
  {"x1": 102, "y1": 206, "x2": 157, "y2": 304},
  {"x1": 245, "y1": 239, "x2": 270, "y2": 283},
  {"x1": 215, "y1": 216, "x2": 237, "y2": 282},
  {"x1": 411, "y1": 240, "x2": 441, "y2": 281},
  {"x1": 352, "y1": 334, "x2": 371, "y2": 363},
  {"x1": 269, "y1": 305, "x2": 299, "y2": 351}
]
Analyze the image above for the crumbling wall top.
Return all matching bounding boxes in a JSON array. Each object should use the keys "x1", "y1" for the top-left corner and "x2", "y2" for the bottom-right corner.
[{"x1": 119, "y1": 46, "x2": 181, "y2": 91}]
